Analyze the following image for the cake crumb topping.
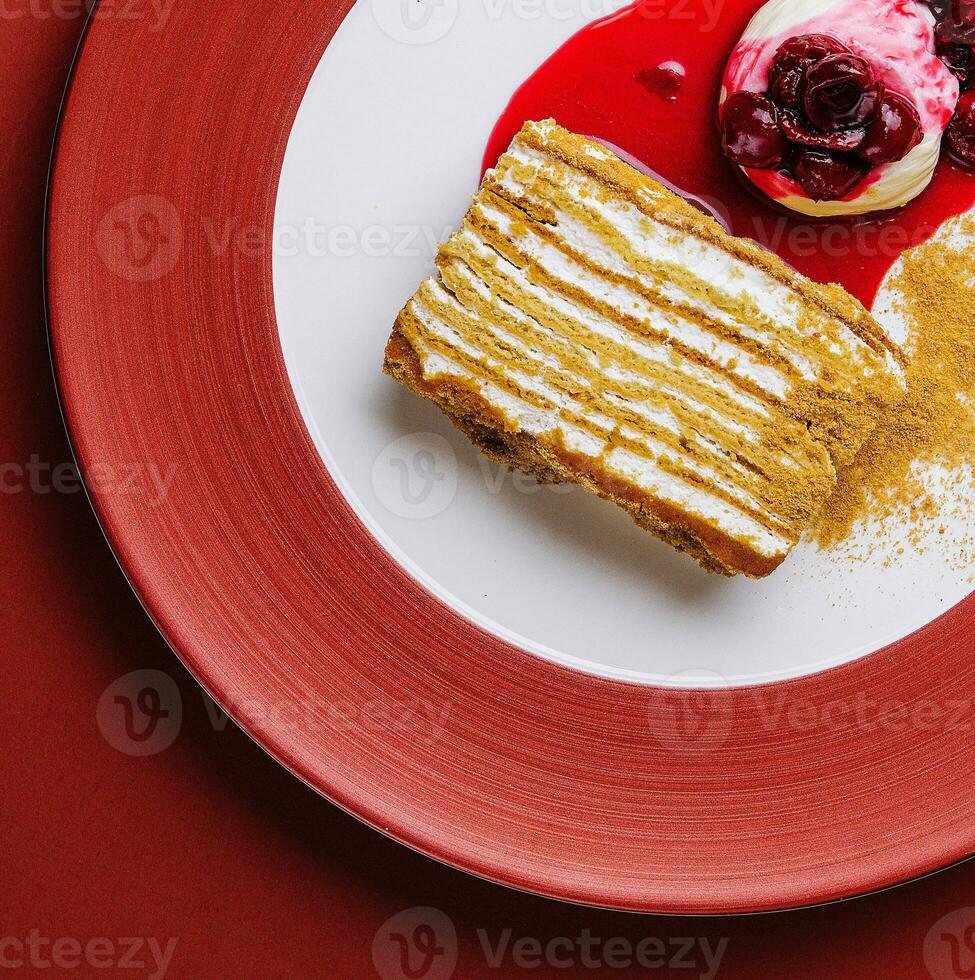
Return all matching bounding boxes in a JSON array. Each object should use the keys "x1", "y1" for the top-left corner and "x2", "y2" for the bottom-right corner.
[{"x1": 813, "y1": 213, "x2": 975, "y2": 566}]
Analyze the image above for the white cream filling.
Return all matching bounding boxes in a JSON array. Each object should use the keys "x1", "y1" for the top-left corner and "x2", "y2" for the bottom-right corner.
[
  {"x1": 418, "y1": 282, "x2": 773, "y2": 488},
  {"x1": 478, "y1": 197, "x2": 821, "y2": 382},
  {"x1": 416, "y1": 275, "x2": 787, "y2": 516},
  {"x1": 497, "y1": 142, "x2": 891, "y2": 371},
  {"x1": 458, "y1": 225, "x2": 791, "y2": 398},
  {"x1": 499, "y1": 142, "x2": 904, "y2": 378},
  {"x1": 448, "y1": 258, "x2": 775, "y2": 423}
]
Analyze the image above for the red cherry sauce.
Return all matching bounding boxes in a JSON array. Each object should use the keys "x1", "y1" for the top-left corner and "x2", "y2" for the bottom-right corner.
[{"x1": 482, "y1": 0, "x2": 975, "y2": 307}]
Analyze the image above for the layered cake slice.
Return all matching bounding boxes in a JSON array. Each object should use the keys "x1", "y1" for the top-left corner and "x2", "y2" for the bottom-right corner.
[{"x1": 383, "y1": 120, "x2": 905, "y2": 577}]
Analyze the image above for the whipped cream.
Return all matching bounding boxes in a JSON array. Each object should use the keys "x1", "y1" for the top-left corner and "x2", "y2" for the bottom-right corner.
[{"x1": 722, "y1": 0, "x2": 959, "y2": 216}]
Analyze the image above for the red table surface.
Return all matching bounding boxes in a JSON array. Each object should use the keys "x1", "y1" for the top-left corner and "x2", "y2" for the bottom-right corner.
[{"x1": 4, "y1": 11, "x2": 975, "y2": 980}]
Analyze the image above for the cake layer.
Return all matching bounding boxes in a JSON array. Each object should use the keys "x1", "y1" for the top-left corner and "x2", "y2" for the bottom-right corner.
[{"x1": 384, "y1": 120, "x2": 905, "y2": 577}]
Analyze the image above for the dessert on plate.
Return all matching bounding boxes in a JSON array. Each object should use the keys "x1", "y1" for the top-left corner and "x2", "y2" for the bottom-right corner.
[
  {"x1": 384, "y1": 120, "x2": 905, "y2": 577},
  {"x1": 719, "y1": 0, "x2": 965, "y2": 214}
]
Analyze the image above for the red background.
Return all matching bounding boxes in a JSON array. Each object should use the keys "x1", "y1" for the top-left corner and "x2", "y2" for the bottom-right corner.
[{"x1": 2, "y1": 11, "x2": 973, "y2": 979}]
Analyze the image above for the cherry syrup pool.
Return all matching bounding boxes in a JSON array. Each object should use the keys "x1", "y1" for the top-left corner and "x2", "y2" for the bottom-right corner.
[{"x1": 483, "y1": 0, "x2": 975, "y2": 307}]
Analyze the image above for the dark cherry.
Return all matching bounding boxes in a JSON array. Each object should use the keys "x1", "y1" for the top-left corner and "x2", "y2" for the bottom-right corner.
[
  {"x1": 946, "y1": 89, "x2": 975, "y2": 166},
  {"x1": 792, "y1": 150, "x2": 867, "y2": 200},
  {"x1": 857, "y1": 91, "x2": 924, "y2": 165},
  {"x1": 780, "y1": 110, "x2": 866, "y2": 150},
  {"x1": 803, "y1": 53, "x2": 883, "y2": 130},
  {"x1": 767, "y1": 34, "x2": 850, "y2": 108},
  {"x1": 722, "y1": 31, "x2": 930, "y2": 202},
  {"x1": 937, "y1": 39, "x2": 975, "y2": 84},
  {"x1": 938, "y1": 19, "x2": 975, "y2": 45},
  {"x1": 720, "y1": 91, "x2": 786, "y2": 168},
  {"x1": 936, "y1": 1, "x2": 975, "y2": 43}
]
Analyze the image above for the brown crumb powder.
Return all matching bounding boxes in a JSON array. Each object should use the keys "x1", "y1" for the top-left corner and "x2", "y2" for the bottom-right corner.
[{"x1": 812, "y1": 215, "x2": 975, "y2": 560}]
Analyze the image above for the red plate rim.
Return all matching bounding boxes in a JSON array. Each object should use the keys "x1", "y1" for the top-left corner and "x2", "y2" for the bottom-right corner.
[{"x1": 46, "y1": 0, "x2": 975, "y2": 914}]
